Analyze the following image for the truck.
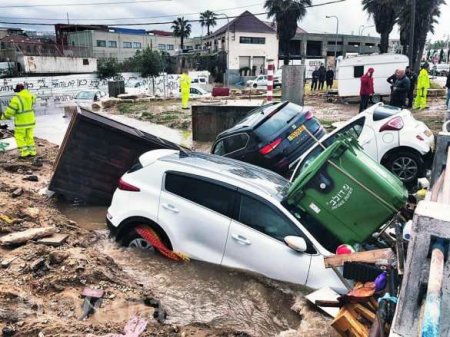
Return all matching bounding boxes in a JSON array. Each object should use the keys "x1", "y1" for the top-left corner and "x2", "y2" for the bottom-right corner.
[{"x1": 336, "y1": 54, "x2": 409, "y2": 103}]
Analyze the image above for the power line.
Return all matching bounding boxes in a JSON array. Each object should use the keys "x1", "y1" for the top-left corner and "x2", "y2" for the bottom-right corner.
[
  {"x1": 0, "y1": 0, "x2": 346, "y2": 26},
  {"x1": 0, "y1": 0, "x2": 172, "y2": 9},
  {"x1": 0, "y1": 3, "x2": 263, "y2": 21}
]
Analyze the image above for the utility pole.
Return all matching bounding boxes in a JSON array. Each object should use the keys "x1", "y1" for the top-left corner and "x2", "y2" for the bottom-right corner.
[
  {"x1": 326, "y1": 16, "x2": 339, "y2": 67},
  {"x1": 408, "y1": 0, "x2": 416, "y2": 69},
  {"x1": 67, "y1": 13, "x2": 70, "y2": 24}
]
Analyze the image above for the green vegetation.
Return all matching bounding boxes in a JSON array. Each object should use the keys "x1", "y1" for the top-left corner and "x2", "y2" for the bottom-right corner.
[{"x1": 97, "y1": 58, "x2": 120, "y2": 79}]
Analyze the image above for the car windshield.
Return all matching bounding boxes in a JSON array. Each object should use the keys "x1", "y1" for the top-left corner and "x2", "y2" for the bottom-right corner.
[
  {"x1": 75, "y1": 91, "x2": 96, "y2": 100},
  {"x1": 255, "y1": 103, "x2": 302, "y2": 140}
]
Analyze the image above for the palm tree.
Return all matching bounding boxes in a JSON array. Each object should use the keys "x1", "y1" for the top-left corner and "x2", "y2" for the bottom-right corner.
[
  {"x1": 200, "y1": 10, "x2": 217, "y2": 35},
  {"x1": 265, "y1": 0, "x2": 312, "y2": 65},
  {"x1": 361, "y1": 0, "x2": 399, "y2": 54},
  {"x1": 171, "y1": 17, "x2": 192, "y2": 51},
  {"x1": 398, "y1": 0, "x2": 445, "y2": 70}
]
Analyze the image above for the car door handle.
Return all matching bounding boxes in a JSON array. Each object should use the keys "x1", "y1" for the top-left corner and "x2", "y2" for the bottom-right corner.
[
  {"x1": 161, "y1": 203, "x2": 179, "y2": 214},
  {"x1": 231, "y1": 234, "x2": 251, "y2": 245}
]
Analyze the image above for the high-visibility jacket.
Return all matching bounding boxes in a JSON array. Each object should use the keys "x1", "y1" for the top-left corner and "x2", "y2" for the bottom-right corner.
[
  {"x1": 179, "y1": 73, "x2": 191, "y2": 92},
  {"x1": 417, "y1": 69, "x2": 430, "y2": 91},
  {"x1": 1, "y1": 89, "x2": 36, "y2": 129}
]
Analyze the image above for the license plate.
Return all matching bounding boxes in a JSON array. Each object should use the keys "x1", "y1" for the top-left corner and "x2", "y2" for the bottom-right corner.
[
  {"x1": 424, "y1": 130, "x2": 433, "y2": 137},
  {"x1": 288, "y1": 125, "x2": 305, "y2": 141}
]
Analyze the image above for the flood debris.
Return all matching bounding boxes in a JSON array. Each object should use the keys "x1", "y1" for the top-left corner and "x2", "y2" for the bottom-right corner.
[
  {"x1": 0, "y1": 227, "x2": 55, "y2": 246},
  {"x1": 80, "y1": 287, "x2": 105, "y2": 320},
  {"x1": 49, "y1": 108, "x2": 186, "y2": 205}
]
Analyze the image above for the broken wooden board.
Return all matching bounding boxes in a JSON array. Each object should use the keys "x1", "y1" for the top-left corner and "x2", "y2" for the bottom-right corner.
[
  {"x1": 305, "y1": 287, "x2": 341, "y2": 318},
  {"x1": 49, "y1": 108, "x2": 187, "y2": 205},
  {"x1": 324, "y1": 249, "x2": 395, "y2": 268},
  {"x1": 0, "y1": 227, "x2": 55, "y2": 246},
  {"x1": 36, "y1": 233, "x2": 69, "y2": 247},
  {"x1": 0, "y1": 137, "x2": 17, "y2": 152}
]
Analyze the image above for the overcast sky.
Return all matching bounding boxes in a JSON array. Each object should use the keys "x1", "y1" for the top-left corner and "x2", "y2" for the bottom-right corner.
[{"x1": 1, "y1": 0, "x2": 449, "y2": 41}]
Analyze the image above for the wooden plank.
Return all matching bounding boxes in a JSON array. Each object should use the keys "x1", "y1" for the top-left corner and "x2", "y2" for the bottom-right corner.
[
  {"x1": 0, "y1": 227, "x2": 55, "y2": 246},
  {"x1": 332, "y1": 308, "x2": 369, "y2": 337},
  {"x1": 324, "y1": 249, "x2": 395, "y2": 268}
]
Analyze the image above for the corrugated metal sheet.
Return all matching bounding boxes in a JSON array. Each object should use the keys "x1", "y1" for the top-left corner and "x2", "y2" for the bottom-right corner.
[{"x1": 49, "y1": 109, "x2": 186, "y2": 205}]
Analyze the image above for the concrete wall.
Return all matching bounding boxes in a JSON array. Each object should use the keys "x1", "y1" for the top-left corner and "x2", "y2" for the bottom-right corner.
[
  {"x1": 192, "y1": 103, "x2": 262, "y2": 141},
  {"x1": 18, "y1": 55, "x2": 97, "y2": 74}
]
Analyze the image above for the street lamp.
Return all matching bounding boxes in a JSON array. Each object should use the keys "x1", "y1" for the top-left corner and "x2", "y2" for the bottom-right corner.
[
  {"x1": 359, "y1": 25, "x2": 374, "y2": 54},
  {"x1": 216, "y1": 13, "x2": 230, "y2": 87},
  {"x1": 326, "y1": 15, "x2": 339, "y2": 67}
]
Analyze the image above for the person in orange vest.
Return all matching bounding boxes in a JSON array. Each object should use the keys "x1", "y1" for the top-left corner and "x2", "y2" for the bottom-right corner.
[{"x1": 0, "y1": 84, "x2": 37, "y2": 158}]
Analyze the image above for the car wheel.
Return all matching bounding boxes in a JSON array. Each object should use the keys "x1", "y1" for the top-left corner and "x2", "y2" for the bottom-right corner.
[
  {"x1": 253, "y1": 83, "x2": 258, "y2": 89},
  {"x1": 385, "y1": 150, "x2": 423, "y2": 186},
  {"x1": 120, "y1": 227, "x2": 156, "y2": 253},
  {"x1": 371, "y1": 95, "x2": 382, "y2": 104}
]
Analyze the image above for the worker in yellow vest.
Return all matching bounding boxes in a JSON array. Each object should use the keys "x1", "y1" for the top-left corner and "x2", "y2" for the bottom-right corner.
[
  {"x1": 179, "y1": 69, "x2": 191, "y2": 109},
  {"x1": 414, "y1": 64, "x2": 430, "y2": 110},
  {"x1": 0, "y1": 84, "x2": 37, "y2": 158}
]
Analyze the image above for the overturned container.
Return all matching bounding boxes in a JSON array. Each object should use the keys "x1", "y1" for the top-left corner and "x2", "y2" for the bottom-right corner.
[{"x1": 286, "y1": 137, "x2": 407, "y2": 245}]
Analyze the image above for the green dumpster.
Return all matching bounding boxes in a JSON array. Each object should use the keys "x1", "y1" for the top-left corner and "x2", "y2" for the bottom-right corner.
[{"x1": 286, "y1": 136, "x2": 407, "y2": 245}]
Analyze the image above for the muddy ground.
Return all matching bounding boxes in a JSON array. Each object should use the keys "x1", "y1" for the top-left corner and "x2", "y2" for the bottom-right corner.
[{"x1": 0, "y1": 137, "x2": 336, "y2": 336}]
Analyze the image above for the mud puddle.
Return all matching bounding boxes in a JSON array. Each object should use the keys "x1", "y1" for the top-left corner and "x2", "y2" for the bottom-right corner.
[
  {"x1": 96, "y1": 236, "x2": 304, "y2": 336},
  {"x1": 58, "y1": 204, "x2": 108, "y2": 230}
]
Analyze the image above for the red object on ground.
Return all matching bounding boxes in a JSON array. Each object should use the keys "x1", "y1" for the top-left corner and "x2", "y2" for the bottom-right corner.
[
  {"x1": 135, "y1": 225, "x2": 187, "y2": 261},
  {"x1": 212, "y1": 87, "x2": 230, "y2": 97},
  {"x1": 336, "y1": 244, "x2": 355, "y2": 255}
]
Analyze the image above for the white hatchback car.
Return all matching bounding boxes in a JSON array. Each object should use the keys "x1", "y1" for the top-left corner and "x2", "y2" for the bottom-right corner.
[
  {"x1": 107, "y1": 150, "x2": 345, "y2": 291},
  {"x1": 290, "y1": 103, "x2": 434, "y2": 186}
]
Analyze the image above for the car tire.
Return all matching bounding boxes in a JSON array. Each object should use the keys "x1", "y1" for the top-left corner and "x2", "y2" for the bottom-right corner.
[
  {"x1": 384, "y1": 150, "x2": 424, "y2": 187},
  {"x1": 253, "y1": 83, "x2": 258, "y2": 89},
  {"x1": 120, "y1": 226, "x2": 158, "y2": 253},
  {"x1": 371, "y1": 95, "x2": 383, "y2": 104}
]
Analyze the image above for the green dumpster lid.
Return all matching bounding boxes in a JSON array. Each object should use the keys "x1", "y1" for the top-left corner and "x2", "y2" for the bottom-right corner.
[{"x1": 287, "y1": 136, "x2": 358, "y2": 202}]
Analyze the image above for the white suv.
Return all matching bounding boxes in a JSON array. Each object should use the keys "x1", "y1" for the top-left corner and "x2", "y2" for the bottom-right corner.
[
  {"x1": 290, "y1": 103, "x2": 434, "y2": 186},
  {"x1": 107, "y1": 149, "x2": 345, "y2": 291}
]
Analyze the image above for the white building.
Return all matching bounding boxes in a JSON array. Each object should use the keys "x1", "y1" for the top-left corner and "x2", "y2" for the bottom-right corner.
[{"x1": 204, "y1": 11, "x2": 278, "y2": 81}]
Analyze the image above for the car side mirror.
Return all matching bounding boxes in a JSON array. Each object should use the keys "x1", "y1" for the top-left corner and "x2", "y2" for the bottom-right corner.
[{"x1": 284, "y1": 236, "x2": 308, "y2": 253}]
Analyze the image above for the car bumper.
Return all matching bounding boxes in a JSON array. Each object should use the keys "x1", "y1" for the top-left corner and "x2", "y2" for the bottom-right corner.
[
  {"x1": 106, "y1": 217, "x2": 118, "y2": 237},
  {"x1": 422, "y1": 149, "x2": 434, "y2": 169}
]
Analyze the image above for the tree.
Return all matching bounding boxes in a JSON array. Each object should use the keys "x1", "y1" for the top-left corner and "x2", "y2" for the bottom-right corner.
[
  {"x1": 97, "y1": 58, "x2": 120, "y2": 79},
  {"x1": 265, "y1": 0, "x2": 312, "y2": 65},
  {"x1": 132, "y1": 48, "x2": 164, "y2": 78},
  {"x1": 361, "y1": 0, "x2": 399, "y2": 54},
  {"x1": 440, "y1": 48, "x2": 444, "y2": 63},
  {"x1": 398, "y1": 0, "x2": 446, "y2": 71},
  {"x1": 200, "y1": 10, "x2": 217, "y2": 35},
  {"x1": 172, "y1": 17, "x2": 192, "y2": 51}
]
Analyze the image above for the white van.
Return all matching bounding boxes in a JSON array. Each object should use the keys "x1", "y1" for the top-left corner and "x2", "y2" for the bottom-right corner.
[{"x1": 337, "y1": 54, "x2": 409, "y2": 102}]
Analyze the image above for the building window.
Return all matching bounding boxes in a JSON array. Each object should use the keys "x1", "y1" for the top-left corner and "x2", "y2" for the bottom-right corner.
[
  {"x1": 108, "y1": 41, "x2": 117, "y2": 48},
  {"x1": 132, "y1": 42, "x2": 142, "y2": 49},
  {"x1": 167, "y1": 44, "x2": 174, "y2": 50},
  {"x1": 158, "y1": 44, "x2": 166, "y2": 50},
  {"x1": 123, "y1": 42, "x2": 132, "y2": 48},
  {"x1": 354, "y1": 66, "x2": 364, "y2": 78},
  {"x1": 96, "y1": 40, "x2": 106, "y2": 47},
  {"x1": 239, "y1": 36, "x2": 266, "y2": 45},
  {"x1": 348, "y1": 42, "x2": 360, "y2": 46}
]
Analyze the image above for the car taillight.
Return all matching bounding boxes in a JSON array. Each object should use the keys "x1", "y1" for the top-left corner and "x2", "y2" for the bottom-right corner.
[
  {"x1": 380, "y1": 116, "x2": 404, "y2": 132},
  {"x1": 259, "y1": 138, "x2": 282, "y2": 155},
  {"x1": 305, "y1": 110, "x2": 314, "y2": 120},
  {"x1": 118, "y1": 178, "x2": 140, "y2": 192}
]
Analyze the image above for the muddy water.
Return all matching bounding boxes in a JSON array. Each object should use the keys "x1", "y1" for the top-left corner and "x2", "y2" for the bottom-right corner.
[
  {"x1": 97, "y1": 238, "x2": 304, "y2": 336},
  {"x1": 60, "y1": 206, "x2": 308, "y2": 336}
]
